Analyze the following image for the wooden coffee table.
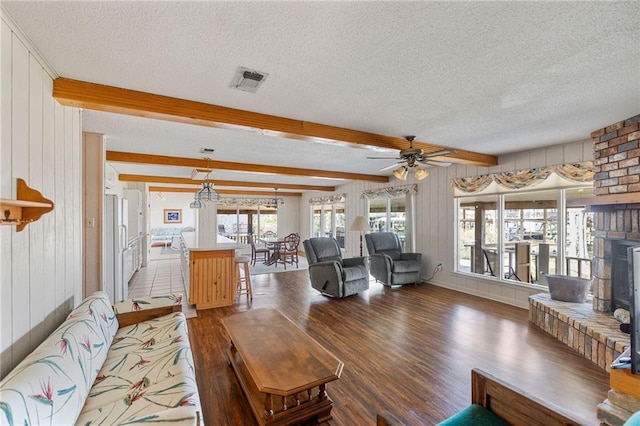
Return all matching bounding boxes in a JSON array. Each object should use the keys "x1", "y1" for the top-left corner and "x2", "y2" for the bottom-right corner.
[{"x1": 222, "y1": 309, "x2": 344, "y2": 425}]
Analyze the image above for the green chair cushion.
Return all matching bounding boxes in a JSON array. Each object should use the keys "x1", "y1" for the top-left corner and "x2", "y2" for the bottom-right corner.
[
  {"x1": 436, "y1": 404, "x2": 509, "y2": 426},
  {"x1": 624, "y1": 411, "x2": 640, "y2": 425}
]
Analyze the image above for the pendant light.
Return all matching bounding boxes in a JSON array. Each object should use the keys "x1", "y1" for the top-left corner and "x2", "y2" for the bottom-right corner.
[{"x1": 192, "y1": 157, "x2": 220, "y2": 205}]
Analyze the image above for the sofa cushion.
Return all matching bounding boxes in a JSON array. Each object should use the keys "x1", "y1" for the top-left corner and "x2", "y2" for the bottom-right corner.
[
  {"x1": 113, "y1": 293, "x2": 183, "y2": 314},
  {"x1": 436, "y1": 404, "x2": 508, "y2": 426},
  {"x1": 77, "y1": 394, "x2": 201, "y2": 425},
  {"x1": 0, "y1": 292, "x2": 117, "y2": 426},
  {"x1": 77, "y1": 312, "x2": 202, "y2": 424}
]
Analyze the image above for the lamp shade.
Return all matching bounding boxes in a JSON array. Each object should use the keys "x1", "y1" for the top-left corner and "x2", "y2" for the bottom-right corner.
[
  {"x1": 350, "y1": 215, "x2": 370, "y2": 232},
  {"x1": 414, "y1": 167, "x2": 429, "y2": 180},
  {"x1": 393, "y1": 166, "x2": 409, "y2": 181}
]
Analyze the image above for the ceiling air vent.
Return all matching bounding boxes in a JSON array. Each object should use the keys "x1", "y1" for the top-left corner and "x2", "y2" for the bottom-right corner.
[
  {"x1": 200, "y1": 148, "x2": 215, "y2": 154},
  {"x1": 230, "y1": 67, "x2": 269, "y2": 93}
]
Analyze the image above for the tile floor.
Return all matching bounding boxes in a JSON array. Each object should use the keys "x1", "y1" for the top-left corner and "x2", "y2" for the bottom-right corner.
[{"x1": 127, "y1": 247, "x2": 197, "y2": 317}]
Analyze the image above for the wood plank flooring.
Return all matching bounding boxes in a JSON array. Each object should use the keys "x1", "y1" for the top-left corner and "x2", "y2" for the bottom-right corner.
[{"x1": 187, "y1": 271, "x2": 610, "y2": 425}]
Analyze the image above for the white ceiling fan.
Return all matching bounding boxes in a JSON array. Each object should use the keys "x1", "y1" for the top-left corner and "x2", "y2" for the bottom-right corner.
[{"x1": 367, "y1": 136, "x2": 454, "y2": 180}]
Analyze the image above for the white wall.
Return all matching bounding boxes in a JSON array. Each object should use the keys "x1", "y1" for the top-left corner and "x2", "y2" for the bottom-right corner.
[
  {"x1": 301, "y1": 139, "x2": 593, "y2": 309},
  {"x1": 149, "y1": 192, "x2": 198, "y2": 230},
  {"x1": 277, "y1": 195, "x2": 300, "y2": 238},
  {"x1": 0, "y1": 10, "x2": 82, "y2": 379}
]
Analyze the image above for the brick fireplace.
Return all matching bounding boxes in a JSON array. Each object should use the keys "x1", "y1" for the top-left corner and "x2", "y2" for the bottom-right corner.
[{"x1": 591, "y1": 114, "x2": 640, "y2": 312}]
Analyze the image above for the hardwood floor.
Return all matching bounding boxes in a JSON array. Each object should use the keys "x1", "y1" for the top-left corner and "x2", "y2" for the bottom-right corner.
[{"x1": 187, "y1": 271, "x2": 610, "y2": 425}]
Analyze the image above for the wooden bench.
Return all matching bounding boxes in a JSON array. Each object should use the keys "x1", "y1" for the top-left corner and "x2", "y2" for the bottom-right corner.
[{"x1": 377, "y1": 368, "x2": 580, "y2": 426}]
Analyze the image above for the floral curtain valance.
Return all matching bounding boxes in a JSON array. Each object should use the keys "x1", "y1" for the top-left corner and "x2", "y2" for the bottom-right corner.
[
  {"x1": 361, "y1": 184, "x2": 418, "y2": 200},
  {"x1": 214, "y1": 197, "x2": 282, "y2": 207},
  {"x1": 307, "y1": 193, "x2": 346, "y2": 205},
  {"x1": 452, "y1": 162, "x2": 594, "y2": 194}
]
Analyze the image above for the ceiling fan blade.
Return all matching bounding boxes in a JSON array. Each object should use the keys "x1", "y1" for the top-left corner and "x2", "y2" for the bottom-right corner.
[
  {"x1": 422, "y1": 149, "x2": 454, "y2": 158},
  {"x1": 419, "y1": 159, "x2": 452, "y2": 167},
  {"x1": 379, "y1": 162, "x2": 403, "y2": 171},
  {"x1": 366, "y1": 156, "x2": 402, "y2": 160}
]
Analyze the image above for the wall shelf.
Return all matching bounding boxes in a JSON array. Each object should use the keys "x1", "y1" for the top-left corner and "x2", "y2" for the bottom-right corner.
[{"x1": 0, "y1": 178, "x2": 54, "y2": 231}]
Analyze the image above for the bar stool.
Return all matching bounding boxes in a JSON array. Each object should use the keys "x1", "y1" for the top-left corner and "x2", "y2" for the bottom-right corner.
[{"x1": 235, "y1": 255, "x2": 253, "y2": 301}]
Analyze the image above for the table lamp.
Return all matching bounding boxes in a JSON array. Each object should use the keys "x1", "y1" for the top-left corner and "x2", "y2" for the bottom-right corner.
[{"x1": 350, "y1": 215, "x2": 371, "y2": 257}]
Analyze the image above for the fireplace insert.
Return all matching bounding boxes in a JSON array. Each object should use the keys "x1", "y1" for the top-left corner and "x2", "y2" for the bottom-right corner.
[{"x1": 612, "y1": 240, "x2": 638, "y2": 311}]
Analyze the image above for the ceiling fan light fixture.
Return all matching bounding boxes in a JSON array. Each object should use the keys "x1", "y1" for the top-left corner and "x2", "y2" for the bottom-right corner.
[
  {"x1": 393, "y1": 166, "x2": 409, "y2": 181},
  {"x1": 414, "y1": 167, "x2": 429, "y2": 180}
]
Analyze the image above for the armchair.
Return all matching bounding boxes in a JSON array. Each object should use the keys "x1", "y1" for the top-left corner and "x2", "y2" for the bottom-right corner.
[
  {"x1": 303, "y1": 237, "x2": 369, "y2": 298},
  {"x1": 365, "y1": 232, "x2": 422, "y2": 286}
]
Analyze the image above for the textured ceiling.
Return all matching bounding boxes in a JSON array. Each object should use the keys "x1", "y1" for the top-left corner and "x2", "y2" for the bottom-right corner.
[{"x1": 3, "y1": 1, "x2": 639, "y2": 191}]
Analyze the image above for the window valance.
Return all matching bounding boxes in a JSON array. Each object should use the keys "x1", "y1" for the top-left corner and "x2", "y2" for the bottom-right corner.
[
  {"x1": 452, "y1": 162, "x2": 593, "y2": 195},
  {"x1": 361, "y1": 184, "x2": 417, "y2": 200},
  {"x1": 307, "y1": 193, "x2": 346, "y2": 205},
  {"x1": 215, "y1": 197, "x2": 283, "y2": 207}
]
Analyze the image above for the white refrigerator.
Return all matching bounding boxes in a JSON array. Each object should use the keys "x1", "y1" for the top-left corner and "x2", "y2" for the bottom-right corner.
[{"x1": 105, "y1": 194, "x2": 128, "y2": 304}]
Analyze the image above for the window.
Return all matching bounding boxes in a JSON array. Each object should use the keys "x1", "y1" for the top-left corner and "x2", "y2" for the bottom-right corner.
[
  {"x1": 457, "y1": 194, "x2": 497, "y2": 275},
  {"x1": 358, "y1": 184, "x2": 418, "y2": 252},
  {"x1": 456, "y1": 187, "x2": 593, "y2": 285},
  {"x1": 368, "y1": 196, "x2": 407, "y2": 249},
  {"x1": 566, "y1": 188, "x2": 594, "y2": 279},
  {"x1": 216, "y1": 204, "x2": 278, "y2": 245},
  {"x1": 256, "y1": 205, "x2": 277, "y2": 238},
  {"x1": 503, "y1": 190, "x2": 558, "y2": 283},
  {"x1": 311, "y1": 203, "x2": 345, "y2": 248},
  {"x1": 453, "y1": 162, "x2": 594, "y2": 286}
]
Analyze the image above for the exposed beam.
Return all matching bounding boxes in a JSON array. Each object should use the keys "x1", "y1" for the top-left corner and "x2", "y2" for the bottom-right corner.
[
  {"x1": 121, "y1": 174, "x2": 334, "y2": 192},
  {"x1": 54, "y1": 78, "x2": 498, "y2": 167},
  {"x1": 107, "y1": 151, "x2": 387, "y2": 183},
  {"x1": 149, "y1": 186, "x2": 302, "y2": 197}
]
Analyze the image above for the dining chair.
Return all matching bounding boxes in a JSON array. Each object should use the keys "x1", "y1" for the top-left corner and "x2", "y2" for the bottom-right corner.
[
  {"x1": 248, "y1": 233, "x2": 270, "y2": 266},
  {"x1": 277, "y1": 233, "x2": 300, "y2": 269}
]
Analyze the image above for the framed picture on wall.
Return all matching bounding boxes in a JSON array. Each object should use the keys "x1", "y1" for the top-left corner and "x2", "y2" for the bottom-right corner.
[{"x1": 164, "y1": 209, "x2": 182, "y2": 224}]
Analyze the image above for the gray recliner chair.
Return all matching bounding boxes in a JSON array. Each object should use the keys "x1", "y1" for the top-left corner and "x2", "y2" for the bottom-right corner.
[
  {"x1": 303, "y1": 237, "x2": 369, "y2": 298},
  {"x1": 365, "y1": 232, "x2": 422, "y2": 286}
]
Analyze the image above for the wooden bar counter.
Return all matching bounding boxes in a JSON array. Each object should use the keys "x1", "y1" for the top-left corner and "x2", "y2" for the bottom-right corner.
[{"x1": 181, "y1": 232, "x2": 236, "y2": 310}]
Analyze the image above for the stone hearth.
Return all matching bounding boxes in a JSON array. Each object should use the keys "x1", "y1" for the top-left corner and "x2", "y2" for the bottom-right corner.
[{"x1": 529, "y1": 294, "x2": 629, "y2": 371}]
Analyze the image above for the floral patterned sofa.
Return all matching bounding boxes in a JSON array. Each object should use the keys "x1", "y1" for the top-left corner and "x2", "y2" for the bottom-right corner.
[{"x1": 0, "y1": 292, "x2": 203, "y2": 425}]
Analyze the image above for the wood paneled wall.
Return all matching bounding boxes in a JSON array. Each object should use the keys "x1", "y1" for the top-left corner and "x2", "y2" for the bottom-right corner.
[{"x1": 0, "y1": 11, "x2": 82, "y2": 379}]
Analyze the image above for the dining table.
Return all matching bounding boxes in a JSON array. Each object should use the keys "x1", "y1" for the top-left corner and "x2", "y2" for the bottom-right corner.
[{"x1": 258, "y1": 237, "x2": 286, "y2": 266}]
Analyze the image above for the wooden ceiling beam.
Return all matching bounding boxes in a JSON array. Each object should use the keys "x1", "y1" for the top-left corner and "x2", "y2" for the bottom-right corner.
[
  {"x1": 149, "y1": 186, "x2": 302, "y2": 197},
  {"x1": 107, "y1": 151, "x2": 387, "y2": 183},
  {"x1": 121, "y1": 174, "x2": 334, "y2": 192},
  {"x1": 54, "y1": 78, "x2": 498, "y2": 167}
]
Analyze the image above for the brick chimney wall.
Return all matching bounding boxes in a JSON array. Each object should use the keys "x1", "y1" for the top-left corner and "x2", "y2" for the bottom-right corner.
[
  {"x1": 591, "y1": 114, "x2": 640, "y2": 312},
  {"x1": 593, "y1": 115, "x2": 640, "y2": 195}
]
